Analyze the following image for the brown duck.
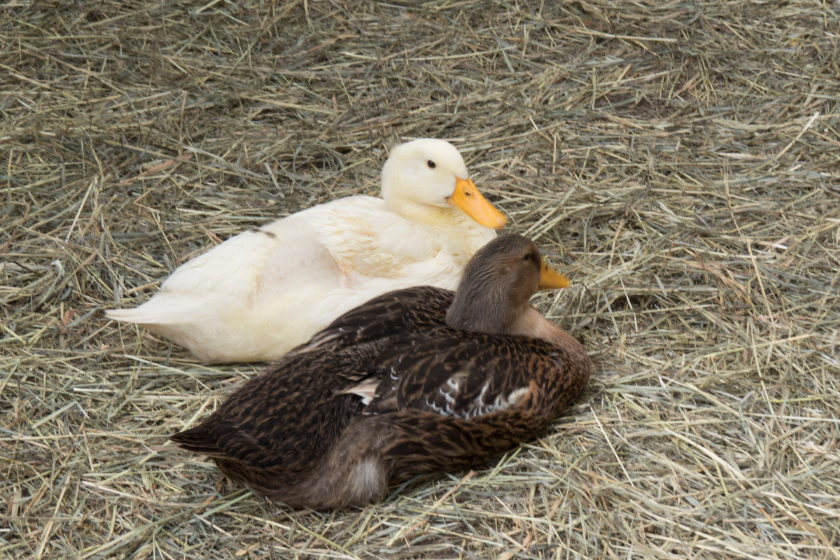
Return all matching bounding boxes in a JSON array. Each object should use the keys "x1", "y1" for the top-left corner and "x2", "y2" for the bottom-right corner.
[{"x1": 170, "y1": 234, "x2": 591, "y2": 509}]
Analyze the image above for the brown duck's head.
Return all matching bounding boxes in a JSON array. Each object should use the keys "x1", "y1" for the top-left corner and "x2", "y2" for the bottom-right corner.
[{"x1": 445, "y1": 234, "x2": 570, "y2": 334}]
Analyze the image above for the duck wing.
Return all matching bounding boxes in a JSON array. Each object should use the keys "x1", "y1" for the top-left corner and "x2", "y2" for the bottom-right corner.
[
  {"x1": 289, "y1": 286, "x2": 453, "y2": 354},
  {"x1": 361, "y1": 333, "x2": 580, "y2": 421},
  {"x1": 307, "y1": 197, "x2": 440, "y2": 280},
  {"x1": 170, "y1": 347, "x2": 370, "y2": 466},
  {"x1": 346, "y1": 332, "x2": 589, "y2": 482}
]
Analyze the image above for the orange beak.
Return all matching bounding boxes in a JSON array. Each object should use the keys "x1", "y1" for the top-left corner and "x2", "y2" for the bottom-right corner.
[
  {"x1": 538, "y1": 258, "x2": 570, "y2": 290},
  {"x1": 447, "y1": 177, "x2": 507, "y2": 229}
]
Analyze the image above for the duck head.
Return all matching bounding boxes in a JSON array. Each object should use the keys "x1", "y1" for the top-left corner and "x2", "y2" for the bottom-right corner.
[
  {"x1": 446, "y1": 234, "x2": 569, "y2": 336},
  {"x1": 381, "y1": 139, "x2": 507, "y2": 229}
]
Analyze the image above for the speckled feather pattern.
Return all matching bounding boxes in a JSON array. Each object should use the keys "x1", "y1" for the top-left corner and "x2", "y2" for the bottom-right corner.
[{"x1": 171, "y1": 286, "x2": 590, "y2": 509}]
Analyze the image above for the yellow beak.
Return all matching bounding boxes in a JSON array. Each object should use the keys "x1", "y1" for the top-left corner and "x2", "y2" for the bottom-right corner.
[
  {"x1": 447, "y1": 177, "x2": 507, "y2": 229},
  {"x1": 538, "y1": 258, "x2": 570, "y2": 290}
]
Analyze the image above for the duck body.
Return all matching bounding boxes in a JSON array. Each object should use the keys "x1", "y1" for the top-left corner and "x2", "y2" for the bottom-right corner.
[
  {"x1": 111, "y1": 196, "x2": 494, "y2": 363},
  {"x1": 171, "y1": 236, "x2": 591, "y2": 509},
  {"x1": 107, "y1": 139, "x2": 506, "y2": 363}
]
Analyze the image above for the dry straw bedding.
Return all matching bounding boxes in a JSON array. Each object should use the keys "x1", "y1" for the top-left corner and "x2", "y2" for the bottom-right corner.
[{"x1": 2, "y1": 0, "x2": 839, "y2": 558}]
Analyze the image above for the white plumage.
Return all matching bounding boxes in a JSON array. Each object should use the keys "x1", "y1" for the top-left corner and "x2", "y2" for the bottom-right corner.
[{"x1": 107, "y1": 139, "x2": 506, "y2": 363}]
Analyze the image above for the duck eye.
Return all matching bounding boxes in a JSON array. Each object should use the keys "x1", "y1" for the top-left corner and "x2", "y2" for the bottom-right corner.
[{"x1": 427, "y1": 160, "x2": 436, "y2": 169}]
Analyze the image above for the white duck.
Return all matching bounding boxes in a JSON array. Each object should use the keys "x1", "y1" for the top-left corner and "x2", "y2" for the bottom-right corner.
[{"x1": 107, "y1": 139, "x2": 507, "y2": 363}]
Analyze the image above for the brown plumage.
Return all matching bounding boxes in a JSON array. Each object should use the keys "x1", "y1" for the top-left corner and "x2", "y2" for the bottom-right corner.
[{"x1": 170, "y1": 234, "x2": 591, "y2": 509}]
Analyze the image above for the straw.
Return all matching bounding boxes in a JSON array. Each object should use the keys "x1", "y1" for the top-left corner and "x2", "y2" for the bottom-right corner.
[{"x1": 2, "y1": 0, "x2": 838, "y2": 558}]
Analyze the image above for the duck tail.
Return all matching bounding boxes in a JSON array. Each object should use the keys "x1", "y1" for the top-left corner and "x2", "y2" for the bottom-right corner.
[
  {"x1": 106, "y1": 296, "x2": 206, "y2": 326},
  {"x1": 169, "y1": 425, "x2": 222, "y2": 456}
]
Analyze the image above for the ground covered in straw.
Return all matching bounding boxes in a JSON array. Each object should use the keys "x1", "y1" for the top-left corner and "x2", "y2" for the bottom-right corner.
[{"x1": 2, "y1": 0, "x2": 840, "y2": 558}]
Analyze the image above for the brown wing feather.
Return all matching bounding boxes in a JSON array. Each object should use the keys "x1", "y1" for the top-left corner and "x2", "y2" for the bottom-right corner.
[
  {"x1": 171, "y1": 348, "x2": 366, "y2": 469},
  {"x1": 363, "y1": 332, "x2": 584, "y2": 422},
  {"x1": 357, "y1": 331, "x2": 591, "y2": 483},
  {"x1": 289, "y1": 286, "x2": 453, "y2": 355}
]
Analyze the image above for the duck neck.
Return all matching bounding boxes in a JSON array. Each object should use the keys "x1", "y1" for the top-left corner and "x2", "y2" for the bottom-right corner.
[
  {"x1": 385, "y1": 196, "x2": 475, "y2": 231},
  {"x1": 508, "y1": 306, "x2": 581, "y2": 348},
  {"x1": 447, "y1": 296, "x2": 575, "y2": 349}
]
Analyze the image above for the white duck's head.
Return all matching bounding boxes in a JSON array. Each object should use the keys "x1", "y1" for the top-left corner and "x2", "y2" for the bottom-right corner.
[{"x1": 380, "y1": 139, "x2": 507, "y2": 229}]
